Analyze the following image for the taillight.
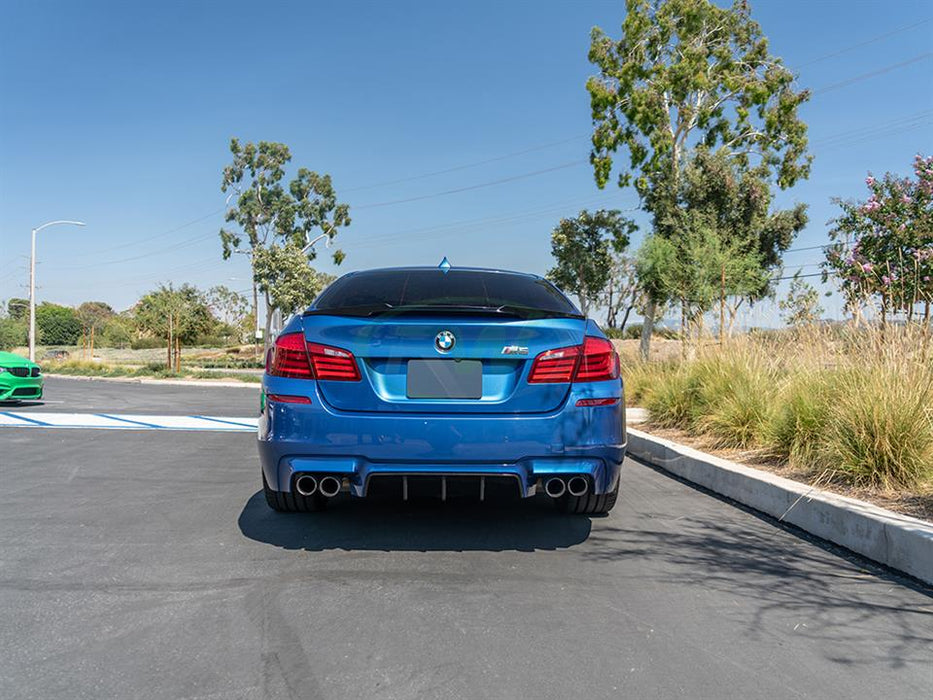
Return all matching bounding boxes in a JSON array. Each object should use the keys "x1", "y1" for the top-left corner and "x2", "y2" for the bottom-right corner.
[
  {"x1": 575, "y1": 336, "x2": 620, "y2": 382},
  {"x1": 307, "y1": 343, "x2": 361, "y2": 381},
  {"x1": 528, "y1": 336, "x2": 619, "y2": 384},
  {"x1": 268, "y1": 333, "x2": 313, "y2": 379},
  {"x1": 267, "y1": 335, "x2": 360, "y2": 381},
  {"x1": 528, "y1": 345, "x2": 580, "y2": 383}
]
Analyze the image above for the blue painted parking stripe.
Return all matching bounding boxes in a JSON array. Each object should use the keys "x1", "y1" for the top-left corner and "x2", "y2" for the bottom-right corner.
[
  {"x1": 96, "y1": 413, "x2": 162, "y2": 429},
  {"x1": 0, "y1": 411, "x2": 51, "y2": 426},
  {"x1": 193, "y1": 415, "x2": 256, "y2": 429}
]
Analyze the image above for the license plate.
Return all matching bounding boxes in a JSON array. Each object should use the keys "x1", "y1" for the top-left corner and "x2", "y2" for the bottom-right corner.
[{"x1": 406, "y1": 360, "x2": 482, "y2": 399}]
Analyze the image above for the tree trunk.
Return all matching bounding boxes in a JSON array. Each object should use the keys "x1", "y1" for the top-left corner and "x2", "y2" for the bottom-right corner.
[
  {"x1": 263, "y1": 290, "x2": 274, "y2": 354},
  {"x1": 252, "y1": 280, "x2": 259, "y2": 360},
  {"x1": 167, "y1": 313, "x2": 173, "y2": 370},
  {"x1": 680, "y1": 298, "x2": 687, "y2": 361},
  {"x1": 719, "y1": 264, "x2": 725, "y2": 345},
  {"x1": 619, "y1": 304, "x2": 634, "y2": 335},
  {"x1": 89, "y1": 326, "x2": 95, "y2": 358},
  {"x1": 639, "y1": 298, "x2": 655, "y2": 361},
  {"x1": 175, "y1": 336, "x2": 181, "y2": 373}
]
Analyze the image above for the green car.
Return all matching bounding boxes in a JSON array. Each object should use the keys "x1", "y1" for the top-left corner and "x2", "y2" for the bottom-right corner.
[{"x1": 0, "y1": 351, "x2": 43, "y2": 402}]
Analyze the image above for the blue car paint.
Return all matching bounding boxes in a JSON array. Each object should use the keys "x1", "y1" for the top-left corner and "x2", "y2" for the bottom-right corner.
[{"x1": 257, "y1": 272, "x2": 626, "y2": 499}]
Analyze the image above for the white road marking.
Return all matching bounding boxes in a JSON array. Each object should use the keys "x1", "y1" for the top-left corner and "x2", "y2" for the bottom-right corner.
[{"x1": 0, "y1": 411, "x2": 258, "y2": 432}]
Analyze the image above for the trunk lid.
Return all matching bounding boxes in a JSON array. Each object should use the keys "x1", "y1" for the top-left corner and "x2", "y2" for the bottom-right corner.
[{"x1": 302, "y1": 313, "x2": 585, "y2": 414}]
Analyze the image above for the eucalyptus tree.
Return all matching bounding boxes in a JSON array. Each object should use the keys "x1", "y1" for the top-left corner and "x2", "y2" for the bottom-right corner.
[
  {"x1": 546, "y1": 209, "x2": 636, "y2": 318},
  {"x1": 587, "y1": 0, "x2": 811, "y2": 357},
  {"x1": 220, "y1": 139, "x2": 350, "y2": 348}
]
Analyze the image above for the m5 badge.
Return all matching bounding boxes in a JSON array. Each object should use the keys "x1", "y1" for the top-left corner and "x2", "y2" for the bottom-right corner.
[{"x1": 501, "y1": 345, "x2": 529, "y2": 355}]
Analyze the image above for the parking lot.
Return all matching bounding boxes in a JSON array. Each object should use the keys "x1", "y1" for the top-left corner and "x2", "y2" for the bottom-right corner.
[{"x1": 1, "y1": 377, "x2": 931, "y2": 699}]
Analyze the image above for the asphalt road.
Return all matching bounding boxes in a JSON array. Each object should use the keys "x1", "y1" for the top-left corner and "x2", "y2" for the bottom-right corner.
[{"x1": 1, "y1": 378, "x2": 931, "y2": 699}]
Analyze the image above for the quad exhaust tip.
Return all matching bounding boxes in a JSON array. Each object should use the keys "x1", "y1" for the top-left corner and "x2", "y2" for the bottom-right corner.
[
  {"x1": 295, "y1": 475, "x2": 317, "y2": 496},
  {"x1": 544, "y1": 477, "x2": 566, "y2": 498},
  {"x1": 318, "y1": 475, "x2": 342, "y2": 498},
  {"x1": 567, "y1": 476, "x2": 589, "y2": 497}
]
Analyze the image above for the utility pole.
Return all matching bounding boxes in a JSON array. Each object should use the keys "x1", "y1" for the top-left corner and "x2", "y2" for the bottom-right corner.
[{"x1": 29, "y1": 220, "x2": 85, "y2": 362}]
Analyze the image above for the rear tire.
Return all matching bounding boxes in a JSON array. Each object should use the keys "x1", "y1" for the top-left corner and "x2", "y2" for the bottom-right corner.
[
  {"x1": 262, "y1": 472, "x2": 324, "y2": 512},
  {"x1": 563, "y1": 479, "x2": 618, "y2": 515}
]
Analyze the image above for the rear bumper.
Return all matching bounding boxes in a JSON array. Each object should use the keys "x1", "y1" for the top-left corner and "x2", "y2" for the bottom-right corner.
[{"x1": 258, "y1": 378, "x2": 626, "y2": 497}]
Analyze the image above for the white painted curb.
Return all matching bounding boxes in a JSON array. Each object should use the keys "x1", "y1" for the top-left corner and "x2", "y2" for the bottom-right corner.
[
  {"x1": 45, "y1": 374, "x2": 259, "y2": 389},
  {"x1": 626, "y1": 427, "x2": 933, "y2": 585}
]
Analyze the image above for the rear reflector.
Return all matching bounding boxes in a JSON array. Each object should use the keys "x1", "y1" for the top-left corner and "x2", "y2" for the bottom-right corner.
[
  {"x1": 528, "y1": 336, "x2": 619, "y2": 384},
  {"x1": 266, "y1": 393, "x2": 312, "y2": 404},
  {"x1": 575, "y1": 397, "x2": 620, "y2": 407}
]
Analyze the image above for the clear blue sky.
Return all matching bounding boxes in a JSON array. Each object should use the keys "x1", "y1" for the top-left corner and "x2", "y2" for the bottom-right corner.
[{"x1": 1, "y1": 0, "x2": 931, "y2": 325}]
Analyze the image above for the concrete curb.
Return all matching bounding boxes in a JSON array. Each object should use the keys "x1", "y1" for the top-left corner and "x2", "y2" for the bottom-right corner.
[
  {"x1": 626, "y1": 427, "x2": 933, "y2": 585},
  {"x1": 45, "y1": 374, "x2": 259, "y2": 389}
]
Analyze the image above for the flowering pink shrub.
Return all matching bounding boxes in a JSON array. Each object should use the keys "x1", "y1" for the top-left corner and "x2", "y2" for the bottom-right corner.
[{"x1": 824, "y1": 154, "x2": 933, "y2": 320}]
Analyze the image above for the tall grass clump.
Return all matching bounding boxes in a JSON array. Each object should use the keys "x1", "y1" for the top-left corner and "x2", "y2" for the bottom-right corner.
[
  {"x1": 634, "y1": 324, "x2": 933, "y2": 493},
  {"x1": 640, "y1": 347, "x2": 777, "y2": 448},
  {"x1": 816, "y1": 362, "x2": 933, "y2": 489},
  {"x1": 763, "y1": 369, "x2": 835, "y2": 466}
]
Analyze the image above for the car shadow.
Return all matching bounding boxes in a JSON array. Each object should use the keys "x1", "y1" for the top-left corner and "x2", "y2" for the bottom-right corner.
[
  {"x1": 0, "y1": 400, "x2": 44, "y2": 407},
  {"x1": 237, "y1": 490, "x2": 593, "y2": 552}
]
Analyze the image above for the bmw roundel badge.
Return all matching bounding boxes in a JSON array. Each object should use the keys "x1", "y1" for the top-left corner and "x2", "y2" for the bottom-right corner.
[{"x1": 434, "y1": 330, "x2": 456, "y2": 353}]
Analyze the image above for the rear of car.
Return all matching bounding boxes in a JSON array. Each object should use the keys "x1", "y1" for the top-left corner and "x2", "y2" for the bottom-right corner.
[
  {"x1": 0, "y1": 351, "x2": 43, "y2": 402},
  {"x1": 258, "y1": 267, "x2": 626, "y2": 514}
]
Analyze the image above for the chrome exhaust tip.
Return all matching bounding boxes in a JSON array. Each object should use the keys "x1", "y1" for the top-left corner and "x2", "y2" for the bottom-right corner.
[
  {"x1": 544, "y1": 477, "x2": 566, "y2": 498},
  {"x1": 295, "y1": 475, "x2": 317, "y2": 496},
  {"x1": 319, "y1": 475, "x2": 342, "y2": 498},
  {"x1": 567, "y1": 476, "x2": 588, "y2": 497}
]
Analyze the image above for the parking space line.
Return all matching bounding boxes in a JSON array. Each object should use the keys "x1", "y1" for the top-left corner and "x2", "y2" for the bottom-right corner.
[
  {"x1": 0, "y1": 411, "x2": 257, "y2": 432},
  {"x1": 96, "y1": 413, "x2": 162, "y2": 429},
  {"x1": 193, "y1": 415, "x2": 257, "y2": 429},
  {"x1": 0, "y1": 411, "x2": 51, "y2": 427}
]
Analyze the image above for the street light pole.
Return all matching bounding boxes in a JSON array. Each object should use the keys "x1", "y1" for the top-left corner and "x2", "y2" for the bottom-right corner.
[{"x1": 29, "y1": 220, "x2": 86, "y2": 362}]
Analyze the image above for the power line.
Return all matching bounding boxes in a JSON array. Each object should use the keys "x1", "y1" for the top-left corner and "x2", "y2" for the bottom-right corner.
[
  {"x1": 343, "y1": 135, "x2": 588, "y2": 193},
  {"x1": 796, "y1": 17, "x2": 932, "y2": 68},
  {"x1": 812, "y1": 53, "x2": 932, "y2": 95},
  {"x1": 354, "y1": 159, "x2": 589, "y2": 209}
]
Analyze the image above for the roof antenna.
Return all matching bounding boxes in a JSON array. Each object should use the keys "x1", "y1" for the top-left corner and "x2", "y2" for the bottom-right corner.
[{"x1": 438, "y1": 256, "x2": 451, "y2": 274}]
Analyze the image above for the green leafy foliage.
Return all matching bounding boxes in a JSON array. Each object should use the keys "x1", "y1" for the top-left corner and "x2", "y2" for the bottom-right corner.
[
  {"x1": 587, "y1": 0, "x2": 811, "y2": 354},
  {"x1": 253, "y1": 244, "x2": 336, "y2": 317},
  {"x1": 824, "y1": 154, "x2": 933, "y2": 322},
  {"x1": 220, "y1": 138, "x2": 350, "y2": 344},
  {"x1": 7, "y1": 298, "x2": 29, "y2": 321},
  {"x1": 587, "y1": 0, "x2": 810, "y2": 197},
  {"x1": 778, "y1": 273, "x2": 824, "y2": 326},
  {"x1": 546, "y1": 209, "x2": 635, "y2": 317},
  {"x1": 0, "y1": 316, "x2": 27, "y2": 350},
  {"x1": 135, "y1": 284, "x2": 215, "y2": 369},
  {"x1": 36, "y1": 302, "x2": 81, "y2": 345}
]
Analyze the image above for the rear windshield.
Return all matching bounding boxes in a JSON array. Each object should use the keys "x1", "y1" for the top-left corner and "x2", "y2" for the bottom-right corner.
[{"x1": 310, "y1": 269, "x2": 581, "y2": 318}]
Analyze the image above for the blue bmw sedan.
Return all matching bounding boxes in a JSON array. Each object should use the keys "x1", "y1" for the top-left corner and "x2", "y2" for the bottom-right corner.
[{"x1": 258, "y1": 266, "x2": 626, "y2": 514}]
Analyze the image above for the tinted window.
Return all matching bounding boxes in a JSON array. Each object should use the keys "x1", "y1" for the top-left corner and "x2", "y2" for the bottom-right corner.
[{"x1": 313, "y1": 269, "x2": 580, "y2": 317}]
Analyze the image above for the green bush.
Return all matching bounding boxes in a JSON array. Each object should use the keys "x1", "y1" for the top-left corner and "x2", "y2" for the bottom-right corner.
[
  {"x1": 36, "y1": 303, "x2": 81, "y2": 345},
  {"x1": 99, "y1": 317, "x2": 134, "y2": 348},
  {"x1": 0, "y1": 317, "x2": 27, "y2": 350}
]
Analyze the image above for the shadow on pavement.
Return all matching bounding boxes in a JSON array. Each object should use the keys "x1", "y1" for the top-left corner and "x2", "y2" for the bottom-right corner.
[{"x1": 237, "y1": 490, "x2": 592, "y2": 552}]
